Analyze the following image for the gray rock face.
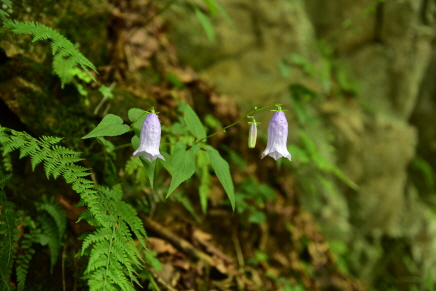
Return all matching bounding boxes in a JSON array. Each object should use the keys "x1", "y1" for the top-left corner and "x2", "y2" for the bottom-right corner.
[
  {"x1": 168, "y1": 0, "x2": 322, "y2": 115},
  {"x1": 165, "y1": 0, "x2": 436, "y2": 285}
]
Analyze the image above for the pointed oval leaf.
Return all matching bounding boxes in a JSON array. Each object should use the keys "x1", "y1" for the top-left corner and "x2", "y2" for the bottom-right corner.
[
  {"x1": 129, "y1": 109, "x2": 148, "y2": 136},
  {"x1": 184, "y1": 104, "x2": 206, "y2": 140},
  {"x1": 206, "y1": 145, "x2": 235, "y2": 210},
  {"x1": 82, "y1": 114, "x2": 130, "y2": 139},
  {"x1": 166, "y1": 142, "x2": 199, "y2": 198}
]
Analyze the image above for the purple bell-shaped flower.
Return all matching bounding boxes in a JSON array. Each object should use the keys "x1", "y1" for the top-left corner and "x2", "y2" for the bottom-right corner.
[
  {"x1": 133, "y1": 112, "x2": 165, "y2": 162},
  {"x1": 261, "y1": 110, "x2": 292, "y2": 160}
]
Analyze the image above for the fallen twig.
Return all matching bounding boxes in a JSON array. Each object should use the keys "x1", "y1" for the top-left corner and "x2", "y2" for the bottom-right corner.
[{"x1": 139, "y1": 213, "x2": 213, "y2": 265}]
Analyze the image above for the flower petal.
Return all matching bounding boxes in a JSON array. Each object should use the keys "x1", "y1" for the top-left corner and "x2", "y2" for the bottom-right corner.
[
  {"x1": 261, "y1": 111, "x2": 291, "y2": 161},
  {"x1": 133, "y1": 113, "x2": 165, "y2": 162}
]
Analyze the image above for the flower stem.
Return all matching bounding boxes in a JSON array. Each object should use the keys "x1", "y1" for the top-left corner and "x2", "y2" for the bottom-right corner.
[{"x1": 195, "y1": 104, "x2": 280, "y2": 144}]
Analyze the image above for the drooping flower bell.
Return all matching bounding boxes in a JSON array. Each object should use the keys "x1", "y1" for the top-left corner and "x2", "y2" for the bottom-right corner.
[
  {"x1": 133, "y1": 111, "x2": 165, "y2": 162},
  {"x1": 261, "y1": 107, "x2": 292, "y2": 160},
  {"x1": 247, "y1": 116, "x2": 259, "y2": 149}
]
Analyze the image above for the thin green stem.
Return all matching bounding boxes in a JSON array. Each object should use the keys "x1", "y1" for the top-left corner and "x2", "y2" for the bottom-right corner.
[
  {"x1": 195, "y1": 104, "x2": 279, "y2": 144},
  {"x1": 103, "y1": 222, "x2": 117, "y2": 291},
  {"x1": 113, "y1": 143, "x2": 132, "y2": 151}
]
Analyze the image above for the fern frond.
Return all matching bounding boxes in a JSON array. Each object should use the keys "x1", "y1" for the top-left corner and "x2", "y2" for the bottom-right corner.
[
  {"x1": 40, "y1": 136, "x2": 64, "y2": 146},
  {"x1": 81, "y1": 185, "x2": 147, "y2": 291},
  {"x1": 16, "y1": 230, "x2": 39, "y2": 291},
  {"x1": 1, "y1": 1, "x2": 12, "y2": 7},
  {"x1": 38, "y1": 196, "x2": 66, "y2": 240},
  {"x1": 18, "y1": 142, "x2": 39, "y2": 158},
  {"x1": 53, "y1": 54, "x2": 76, "y2": 88},
  {"x1": 0, "y1": 129, "x2": 148, "y2": 291},
  {"x1": 52, "y1": 145, "x2": 81, "y2": 156},
  {"x1": 0, "y1": 0, "x2": 11, "y2": 23},
  {"x1": 35, "y1": 197, "x2": 66, "y2": 273},
  {"x1": 38, "y1": 213, "x2": 60, "y2": 273},
  {"x1": 30, "y1": 148, "x2": 47, "y2": 170},
  {"x1": 4, "y1": 20, "x2": 97, "y2": 80},
  {"x1": 0, "y1": 10, "x2": 9, "y2": 23},
  {"x1": 2, "y1": 136, "x2": 25, "y2": 155},
  {"x1": 119, "y1": 202, "x2": 147, "y2": 247},
  {"x1": 0, "y1": 175, "x2": 20, "y2": 291},
  {"x1": 81, "y1": 228, "x2": 112, "y2": 254},
  {"x1": 0, "y1": 173, "x2": 12, "y2": 189}
]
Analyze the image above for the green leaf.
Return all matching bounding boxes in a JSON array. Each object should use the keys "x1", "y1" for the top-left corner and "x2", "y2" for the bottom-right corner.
[
  {"x1": 166, "y1": 142, "x2": 199, "y2": 198},
  {"x1": 132, "y1": 136, "x2": 156, "y2": 189},
  {"x1": 82, "y1": 114, "x2": 130, "y2": 139},
  {"x1": 159, "y1": 151, "x2": 172, "y2": 174},
  {"x1": 197, "y1": 150, "x2": 211, "y2": 214},
  {"x1": 1, "y1": 0, "x2": 12, "y2": 8},
  {"x1": 128, "y1": 109, "x2": 148, "y2": 136},
  {"x1": 195, "y1": 7, "x2": 215, "y2": 41},
  {"x1": 52, "y1": 55, "x2": 75, "y2": 88},
  {"x1": 184, "y1": 104, "x2": 206, "y2": 140},
  {"x1": 206, "y1": 145, "x2": 235, "y2": 210},
  {"x1": 140, "y1": 158, "x2": 156, "y2": 190},
  {"x1": 128, "y1": 108, "x2": 147, "y2": 123}
]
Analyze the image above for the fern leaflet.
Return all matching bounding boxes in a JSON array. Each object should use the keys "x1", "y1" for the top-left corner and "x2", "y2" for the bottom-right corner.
[
  {"x1": 0, "y1": 174, "x2": 19, "y2": 291},
  {"x1": 3, "y1": 20, "x2": 97, "y2": 81},
  {"x1": 0, "y1": 128, "x2": 149, "y2": 291},
  {"x1": 36, "y1": 196, "x2": 67, "y2": 273},
  {"x1": 0, "y1": 0, "x2": 11, "y2": 23},
  {"x1": 16, "y1": 228, "x2": 39, "y2": 291}
]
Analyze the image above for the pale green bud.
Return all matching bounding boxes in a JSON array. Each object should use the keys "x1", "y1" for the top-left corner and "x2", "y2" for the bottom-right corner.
[{"x1": 248, "y1": 123, "x2": 257, "y2": 148}]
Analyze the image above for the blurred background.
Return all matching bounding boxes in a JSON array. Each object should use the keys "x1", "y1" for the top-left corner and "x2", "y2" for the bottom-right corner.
[{"x1": 2, "y1": 0, "x2": 436, "y2": 290}]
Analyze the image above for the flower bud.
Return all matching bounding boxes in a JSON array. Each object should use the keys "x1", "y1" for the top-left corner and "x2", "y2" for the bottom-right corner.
[
  {"x1": 133, "y1": 113, "x2": 165, "y2": 162},
  {"x1": 248, "y1": 123, "x2": 257, "y2": 148},
  {"x1": 261, "y1": 111, "x2": 291, "y2": 160}
]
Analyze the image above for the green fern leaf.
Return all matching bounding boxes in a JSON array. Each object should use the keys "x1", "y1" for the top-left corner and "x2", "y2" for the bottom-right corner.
[
  {"x1": 1, "y1": 0, "x2": 12, "y2": 7},
  {"x1": 0, "y1": 9, "x2": 9, "y2": 23},
  {"x1": 4, "y1": 21, "x2": 97, "y2": 80},
  {"x1": 38, "y1": 197, "x2": 66, "y2": 240},
  {"x1": 0, "y1": 129, "x2": 148, "y2": 290},
  {"x1": 30, "y1": 148, "x2": 47, "y2": 170},
  {"x1": 52, "y1": 54, "x2": 76, "y2": 88},
  {"x1": 0, "y1": 174, "x2": 12, "y2": 188},
  {"x1": 0, "y1": 175, "x2": 20, "y2": 291},
  {"x1": 16, "y1": 230, "x2": 39, "y2": 291}
]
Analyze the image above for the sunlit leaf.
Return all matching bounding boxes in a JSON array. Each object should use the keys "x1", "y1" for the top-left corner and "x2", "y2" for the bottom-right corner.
[
  {"x1": 184, "y1": 104, "x2": 207, "y2": 140},
  {"x1": 82, "y1": 114, "x2": 130, "y2": 139},
  {"x1": 128, "y1": 108, "x2": 148, "y2": 136},
  {"x1": 166, "y1": 142, "x2": 200, "y2": 198}
]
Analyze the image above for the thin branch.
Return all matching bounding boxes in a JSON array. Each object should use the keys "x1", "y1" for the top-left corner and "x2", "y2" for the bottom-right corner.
[{"x1": 139, "y1": 213, "x2": 212, "y2": 265}]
